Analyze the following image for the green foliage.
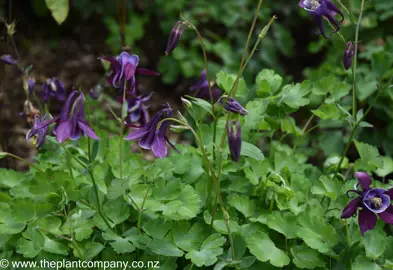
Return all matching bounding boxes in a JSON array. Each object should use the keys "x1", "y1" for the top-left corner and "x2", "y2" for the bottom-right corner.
[{"x1": 45, "y1": 0, "x2": 69, "y2": 25}]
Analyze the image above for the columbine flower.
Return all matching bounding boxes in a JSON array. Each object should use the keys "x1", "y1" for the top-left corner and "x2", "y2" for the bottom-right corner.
[
  {"x1": 165, "y1": 21, "x2": 185, "y2": 55},
  {"x1": 299, "y1": 0, "x2": 344, "y2": 39},
  {"x1": 41, "y1": 78, "x2": 66, "y2": 102},
  {"x1": 227, "y1": 121, "x2": 242, "y2": 162},
  {"x1": 218, "y1": 96, "x2": 248, "y2": 115},
  {"x1": 341, "y1": 172, "x2": 393, "y2": 235},
  {"x1": 343, "y1": 42, "x2": 356, "y2": 70},
  {"x1": 125, "y1": 93, "x2": 152, "y2": 126},
  {"x1": 125, "y1": 104, "x2": 178, "y2": 158},
  {"x1": 100, "y1": 52, "x2": 159, "y2": 92},
  {"x1": 0, "y1": 54, "x2": 17, "y2": 65},
  {"x1": 190, "y1": 69, "x2": 221, "y2": 101},
  {"x1": 53, "y1": 90, "x2": 99, "y2": 143},
  {"x1": 26, "y1": 114, "x2": 55, "y2": 148}
]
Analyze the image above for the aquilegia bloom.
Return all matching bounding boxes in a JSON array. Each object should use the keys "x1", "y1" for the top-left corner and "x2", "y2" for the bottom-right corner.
[
  {"x1": 341, "y1": 172, "x2": 393, "y2": 235},
  {"x1": 165, "y1": 21, "x2": 185, "y2": 55},
  {"x1": 299, "y1": 0, "x2": 344, "y2": 39},
  {"x1": 343, "y1": 42, "x2": 356, "y2": 70},
  {"x1": 125, "y1": 104, "x2": 177, "y2": 158},
  {"x1": 26, "y1": 114, "x2": 55, "y2": 148},
  {"x1": 219, "y1": 96, "x2": 248, "y2": 115},
  {"x1": 41, "y1": 78, "x2": 66, "y2": 102},
  {"x1": 100, "y1": 52, "x2": 159, "y2": 91},
  {"x1": 227, "y1": 121, "x2": 242, "y2": 162},
  {"x1": 53, "y1": 90, "x2": 99, "y2": 143},
  {"x1": 190, "y1": 69, "x2": 221, "y2": 101}
]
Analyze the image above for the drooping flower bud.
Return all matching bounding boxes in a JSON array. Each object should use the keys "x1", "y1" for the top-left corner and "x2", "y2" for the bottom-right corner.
[
  {"x1": 227, "y1": 121, "x2": 242, "y2": 162},
  {"x1": 41, "y1": 78, "x2": 66, "y2": 102},
  {"x1": 24, "y1": 77, "x2": 36, "y2": 96},
  {"x1": 218, "y1": 96, "x2": 248, "y2": 115},
  {"x1": 181, "y1": 97, "x2": 192, "y2": 109},
  {"x1": 165, "y1": 21, "x2": 185, "y2": 55},
  {"x1": 0, "y1": 55, "x2": 17, "y2": 65},
  {"x1": 343, "y1": 42, "x2": 356, "y2": 70}
]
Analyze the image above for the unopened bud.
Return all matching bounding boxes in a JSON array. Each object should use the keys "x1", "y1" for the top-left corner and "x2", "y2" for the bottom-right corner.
[
  {"x1": 6, "y1": 22, "x2": 17, "y2": 36},
  {"x1": 181, "y1": 97, "x2": 192, "y2": 109}
]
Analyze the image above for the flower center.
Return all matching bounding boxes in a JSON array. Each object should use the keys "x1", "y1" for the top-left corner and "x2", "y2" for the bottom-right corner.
[
  {"x1": 32, "y1": 135, "x2": 38, "y2": 146},
  {"x1": 303, "y1": 0, "x2": 321, "y2": 10},
  {"x1": 370, "y1": 197, "x2": 383, "y2": 209}
]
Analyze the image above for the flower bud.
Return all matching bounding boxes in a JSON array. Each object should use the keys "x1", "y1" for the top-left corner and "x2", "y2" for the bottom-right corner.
[
  {"x1": 343, "y1": 42, "x2": 356, "y2": 70},
  {"x1": 165, "y1": 21, "x2": 185, "y2": 55},
  {"x1": 0, "y1": 55, "x2": 17, "y2": 65},
  {"x1": 227, "y1": 120, "x2": 242, "y2": 162},
  {"x1": 181, "y1": 97, "x2": 192, "y2": 109},
  {"x1": 219, "y1": 96, "x2": 248, "y2": 115}
]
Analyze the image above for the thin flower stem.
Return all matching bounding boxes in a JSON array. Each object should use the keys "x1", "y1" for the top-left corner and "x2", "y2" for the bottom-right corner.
[
  {"x1": 137, "y1": 186, "x2": 151, "y2": 232},
  {"x1": 344, "y1": 219, "x2": 351, "y2": 246},
  {"x1": 183, "y1": 20, "x2": 217, "y2": 159},
  {"x1": 58, "y1": 143, "x2": 87, "y2": 169},
  {"x1": 119, "y1": 80, "x2": 127, "y2": 180},
  {"x1": 4, "y1": 152, "x2": 51, "y2": 179},
  {"x1": 38, "y1": 228, "x2": 73, "y2": 242},
  {"x1": 88, "y1": 170, "x2": 116, "y2": 234},
  {"x1": 352, "y1": 0, "x2": 365, "y2": 117},
  {"x1": 332, "y1": 81, "x2": 388, "y2": 180},
  {"x1": 183, "y1": 21, "x2": 216, "y2": 116},
  {"x1": 212, "y1": 15, "x2": 277, "y2": 239},
  {"x1": 337, "y1": 0, "x2": 350, "y2": 16}
]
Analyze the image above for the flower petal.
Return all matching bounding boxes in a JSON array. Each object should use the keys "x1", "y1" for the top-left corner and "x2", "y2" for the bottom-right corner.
[
  {"x1": 378, "y1": 205, "x2": 393, "y2": 225},
  {"x1": 384, "y1": 188, "x2": 393, "y2": 198},
  {"x1": 151, "y1": 135, "x2": 167, "y2": 158},
  {"x1": 77, "y1": 120, "x2": 99, "y2": 140},
  {"x1": 358, "y1": 208, "x2": 377, "y2": 236},
  {"x1": 341, "y1": 197, "x2": 361, "y2": 218},
  {"x1": 136, "y1": 68, "x2": 160, "y2": 76},
  {"x1": 54, "y1": 120, "x2": 72, "y2": 143},
  {"x1": 355, "y1": 172, "x2": 372, "y2": 191},
  {"x1": 125, "y1": 128, "x2": 149, "y2": 140}
]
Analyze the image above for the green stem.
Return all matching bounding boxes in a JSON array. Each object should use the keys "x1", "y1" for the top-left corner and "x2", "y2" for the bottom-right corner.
[
  {"x1": 58, "y1": 143, "x2": 87, "y2": 169},
  {"x1": 222, "y1": 204, "x2": 236, "y2": 262},
  {"x1": 345, "y1": 220, "x2": 351, "y2": 246},
  {"x1": 38, "y1": 228, "x2": 73, "y2": 242},
  {"x1": 183, "y1": 19, "x2": 217, "y2": 159},
  {"x1": 4, "y1": 152, "x2": 51, "y2": 179},
  {"x1": 119, "y1": 80, "x2": 127, "y2": 180},
  {"x1": 137, "y1": 186, "x2": 151, "y2": 232},
  {"x1": 352, "y1": 0, "x2": 365, "y2": 117},
  {"x1": 88, "y1": 170, "x2": 116, "y2": 234},
  {"x1": 332, "y1": 82, "x2": 388, "y2": 180}
]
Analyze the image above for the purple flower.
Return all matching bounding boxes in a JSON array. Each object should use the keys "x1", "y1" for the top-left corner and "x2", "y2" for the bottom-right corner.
[
  {"x1": 89, "y1": 85, "x2": 101, "y2": 100},
  {"x1": 53, "y1": 90, "x2": 100, "y2": 143},
  {"x1": 165, "y1": 21, "x2": 185, "y2": 55},
  {"x1": 100, "y1": 52, "x2": 159, "y2": 91},
  {"x1": 26, "y1": 114, "x2": 56, "y2": 148},
  {"x1": 299, "y1": 0, "x2": 344, "y2": 39},
  {"x1": 0, "y1": 54, "x2": 18, "y2": 65},
  {"x1": 25, "y1": 77, "x2": 35, "y2": 96},
  {"x1": 125, "y1": 104, "x2": 178, "y2": 158},
  {"x1": 343, "y1": 42, "x2": 356, "y2": 70},
  {"x1": 41, "y1": 78, "x2": 66, "y2": 102},
  {"x1": 190, "y1": 69, "x2": 221, "y2": 101},
  {"x1": 341, "y1": 172, "x2": 393, "y2": 235},
  {"x1": 219, "y1": 96, "x2": 248, "y2": 115},
  {"x1": 227, "y1": 121, "x2": 242, "y2": 162},
  {"x1": 125, "y1": 93, "x2": 152, "y2": 126}
]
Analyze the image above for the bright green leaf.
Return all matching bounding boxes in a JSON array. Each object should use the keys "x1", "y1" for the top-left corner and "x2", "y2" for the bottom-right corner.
[{"x1": 45, "y1": 0, "x2": 69, "y2": 24}]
